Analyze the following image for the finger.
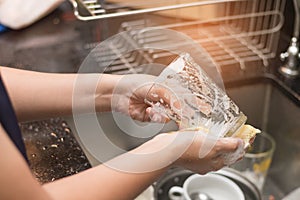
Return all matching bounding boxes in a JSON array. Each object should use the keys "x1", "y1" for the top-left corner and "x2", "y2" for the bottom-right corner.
[
  {"x1": 141, "y1": 107, "x2": 151, "y2": 122},
  {"x1": 146, "y1": 107, "x2": 170, "y2": 123},
  {"x1": 146, "y1": 85, "x2": 172, "y2": 105},
  {"x1": 220, "y1": 138, "x2": 245, "y2": 165},
  {"x1": 217, "y1": 137, "x2": 244, "y2": 153},
  {"x1": 146, "y1": 85, "x2": 182, "y2": 111},
  {"x1": 211, "y1": 157, "x2": 225, "y2": 171},
  {"x1": 129, "y1": 109, "x2": 143, "y2": 121}
]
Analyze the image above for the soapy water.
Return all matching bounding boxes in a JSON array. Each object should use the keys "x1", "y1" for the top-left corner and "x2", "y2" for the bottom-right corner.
[{"x1": 145, "y1": 53, "x2": 242, "y2": 136}]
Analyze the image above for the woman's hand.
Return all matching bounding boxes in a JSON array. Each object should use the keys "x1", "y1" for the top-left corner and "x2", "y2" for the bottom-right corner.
[
  {"x1": 112, "y1": 74, "x2": 172, "y2": 123},
  {"x1": 148, "y1": 131, "x2": 245, "y2": 174},
  {"x1": 177, "y1": 134, "x2": 244, "y2": 174}
]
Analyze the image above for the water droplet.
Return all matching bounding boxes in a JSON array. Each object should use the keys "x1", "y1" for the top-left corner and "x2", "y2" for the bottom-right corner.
[
  {"x1": 159, "y1": 98, "x2": 164, "y2": 104},
  {"x1": 64, "y1": 128, "x2": 70, "y2": 133},
  {"x1": 50, "y1": 132, "x2": 57, "y2": 138}
]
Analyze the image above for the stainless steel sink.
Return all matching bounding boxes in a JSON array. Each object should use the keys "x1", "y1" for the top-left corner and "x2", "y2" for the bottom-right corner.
[
  {"x1": 65, "y1": 74, "x2": 300, "y2": 199},
  {"x1": 225, "y1": 75, "x2": 300, "y2": 199}
]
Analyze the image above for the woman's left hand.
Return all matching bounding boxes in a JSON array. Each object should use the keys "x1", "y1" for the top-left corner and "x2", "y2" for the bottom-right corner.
[{"x1": 112, "y1": 74, "x2": 171, "y2": 123}]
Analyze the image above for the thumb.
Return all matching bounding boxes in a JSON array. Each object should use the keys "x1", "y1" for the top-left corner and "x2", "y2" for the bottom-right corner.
[{"x1": 218, "y1": 137, "x2": 244, "y2": 153}]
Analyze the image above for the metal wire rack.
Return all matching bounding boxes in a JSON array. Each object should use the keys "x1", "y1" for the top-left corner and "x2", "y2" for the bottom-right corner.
[
  {"x1": 69, "y1": 0, "x2": 247, "y2": 20},
  {"x1": 76, "y1": 0, "x2": 286, "y2": 75}
]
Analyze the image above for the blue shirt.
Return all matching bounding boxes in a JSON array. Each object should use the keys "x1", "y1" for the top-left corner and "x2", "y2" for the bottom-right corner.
[
  {"x1": 0, "y1": 24, "x2": 7, "y2": 33},
  {"x1": 0, "y1": 75, "x2": 29, "y2": 163}
]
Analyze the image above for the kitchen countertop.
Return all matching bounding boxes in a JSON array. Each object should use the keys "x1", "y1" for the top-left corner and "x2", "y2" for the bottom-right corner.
[{"x1": 21, "y1": 118, "x2": 91, "y2": 183}]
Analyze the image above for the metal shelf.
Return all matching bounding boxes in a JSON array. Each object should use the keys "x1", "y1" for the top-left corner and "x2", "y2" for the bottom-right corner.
[{"x1": 69, "y1": 0, "x2": 247, "y2": 20}]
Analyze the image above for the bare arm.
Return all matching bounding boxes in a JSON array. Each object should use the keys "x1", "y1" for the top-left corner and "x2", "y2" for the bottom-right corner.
[
  {"x1": 0, "y1": 67, "x2": 245, "y2": 199},
  {"x1": 0, "y1": 67, "x2": 123, "y2": 122},
  {"x1": 0, "y1": 122, "x2": 243, "y2": 200},
  {"x1": 0, "y1": 121, "x2": 165, "y2": 200},
  {"x1": 0, "y1": 124, "x2": 51, "y2": 200}
]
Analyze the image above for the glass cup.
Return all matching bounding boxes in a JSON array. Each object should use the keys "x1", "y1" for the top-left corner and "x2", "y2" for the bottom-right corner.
[
  {"x1": 231, "y1": 132, "x2": 276, "y2": 191},
  {"x1": 145, "y1": 53, "x2": 246, "y2": 136}
]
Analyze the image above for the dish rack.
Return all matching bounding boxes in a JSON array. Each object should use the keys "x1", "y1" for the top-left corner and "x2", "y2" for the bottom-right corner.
[
  {"x1": 71, "y1": 0, "x2": 286, "y2": 75},
  {"x1": 69, "y1": 0, "x2": 246, "y2": 20}
]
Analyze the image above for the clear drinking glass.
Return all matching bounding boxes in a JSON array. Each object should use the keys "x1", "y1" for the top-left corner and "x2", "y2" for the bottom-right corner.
[
  {"x1": 231, "y1": 132, "x2": 275, "y2": 191},
  {"x1": 145, "y1": 53, "x2": 247, "y2": 136}
]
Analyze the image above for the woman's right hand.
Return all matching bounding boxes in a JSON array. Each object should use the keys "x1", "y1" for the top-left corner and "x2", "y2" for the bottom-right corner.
[{"x1": 150, "y1": 131, "x2": 245, "y2": 175}]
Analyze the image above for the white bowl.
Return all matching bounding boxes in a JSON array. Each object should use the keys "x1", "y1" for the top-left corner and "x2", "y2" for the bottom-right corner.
[
  {"x1": 169, "y1": 173, "x2": 245, "y2": 200},
  {"x1": 186, "y1": 173, "x2": 245, "y2": 200}
]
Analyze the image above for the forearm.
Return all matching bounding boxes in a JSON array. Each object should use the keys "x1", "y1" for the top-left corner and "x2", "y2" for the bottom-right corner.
[
  {"x1": 0, "y1": 115, "x2": 174, "y2": 200},
  {"x1": 44, "y1": 164, "x2": 165, "y2": 200},
  {"x1": 0, "y1": 124, "x2": 52, "y2": 200},
  {"x1": 0, "y1": 120, "x2": 170, "y2": 200},
  {"x1": 0, "y1": 67, "x2": 122, "y2": 121},
  {"x1": 43, "y1": 136, "x2": 175, "y2": 200}
]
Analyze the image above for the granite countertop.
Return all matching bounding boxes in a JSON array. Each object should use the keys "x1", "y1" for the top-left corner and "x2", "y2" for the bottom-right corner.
[{"x1": 21, "y1": 118, "x2": 91, "y2": 183}]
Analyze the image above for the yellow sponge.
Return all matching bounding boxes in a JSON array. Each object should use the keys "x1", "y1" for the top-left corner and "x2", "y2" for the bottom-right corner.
[{"x1": 232, "y1": 124, "x2": 261, "y2": 148}]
